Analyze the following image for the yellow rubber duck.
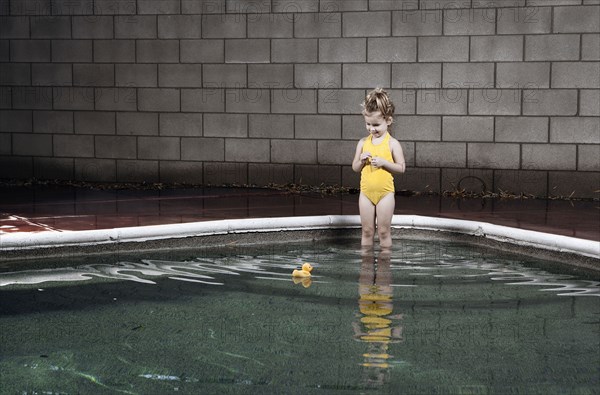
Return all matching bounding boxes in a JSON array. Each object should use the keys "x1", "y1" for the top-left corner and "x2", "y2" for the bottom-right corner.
[{"x1": 292, "y1": 262, "x2": 313, "y2": 278}]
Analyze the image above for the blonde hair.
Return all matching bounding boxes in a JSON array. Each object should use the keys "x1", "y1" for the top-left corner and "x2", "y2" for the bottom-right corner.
[{"x1": 361, "y1": 88, "x2": 395, "y2": 121}]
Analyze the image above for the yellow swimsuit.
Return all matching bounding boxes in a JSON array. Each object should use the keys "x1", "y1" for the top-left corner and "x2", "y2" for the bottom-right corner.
[{"x1": 360, "y1": 133, "x2": 395, "y2": 205}]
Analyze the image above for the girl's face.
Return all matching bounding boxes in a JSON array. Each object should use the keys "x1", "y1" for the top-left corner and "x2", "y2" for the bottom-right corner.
[{"x1": 363, "y1": 111, "x2": 392, "y2": 138}]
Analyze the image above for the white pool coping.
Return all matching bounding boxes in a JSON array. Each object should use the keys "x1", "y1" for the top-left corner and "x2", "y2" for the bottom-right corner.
[{"x1": 0, "y1": 215, "x2": 598, "y2": 260}]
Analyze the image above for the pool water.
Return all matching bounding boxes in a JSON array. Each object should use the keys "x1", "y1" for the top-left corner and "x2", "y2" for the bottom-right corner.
[{"x1": 0, "y1": 238, "x2": 598, "y2": 394}]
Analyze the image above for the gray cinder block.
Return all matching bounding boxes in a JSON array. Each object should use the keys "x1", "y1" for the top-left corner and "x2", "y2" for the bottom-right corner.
[
  {"x1": 550, "y1": 117, "x2": 600, "y2": 144},
  {"x1": 317, "y1": 140, "x2": 356, "y2": 164},
  {"x1": 138, "y1": 88, "x2": 180, "y2": 112},
  {"x1": 418, "y1": 36, "x2": 469, "y2": 62},
  {"x1": 0, "y1": 63, "x2": 31, "y2": 86},
  {"x1": 271, "y1": 139, "x2": 317, "y2": 163},
  {"x1": 116, "y1": 160, "x2": 159, "y2": 183},
  {"x1": 137, "y1": 0, "x2": 180, "y2": 14},
  {"x1": 370, "y1": 0, "x2": 418, "y2": 11},
  {"x1": 12, "y1": 87, "x2": 53, "y2": 110},
  {"x1": 248, "y1": 13, "x2": 294, "y2": 38},
  {"x1": 493, "y1": 169, "x2": 547, "y2": 197},
  {"x1": 443, "y1": 63, "x2": 494, "y2": 88},
  {"x1": 95, "y1": 88, "x2": 137, "y2": 111},
  {"x1": 34, "y1": 157, "x2": 74, "y2": 180},
  {"x1": 392, "y1": 63, "x2": 441, "y2": 89},
  {"x1": 548, "y1": 171, "x2": 599, "y2": 199},
  {"x1": 181, "y1": 137, "x2": 224, "y2": 161},
  {"x1": 469, "y1": 89, "x2": 521, "y2": 115},
  {"x1": 523, "y1": 89, "x2": 577, "y2": 116},
  {"x1": 54, "y1": 135, "x2": 94, "y2": 157},
  {"x1": 204, "y1": 113, "x2": 247, "y2": 137},
  {"x1": 181, "y1": 89, "x2": 226, "y2": 113},
  {"x1": 319, "y1": 38, "x2": 366, "y2": 62},
  {"x1": 31, "y1": 16, "x2": 70, "y2": 39},
  {"x1": 0, "y1": 16, "x2": 30, "y2": 38},
  {"x1": 522, "y1": 144, "x2": 577, "y2": 170},
  {"x1": 295, "y1": 115, "x2": 341, "y2": 139},
  {"x1": 272, "y1": 89, "x2": 318, "y2": 113},
  {"x1": 34, "y1": 110, "x2": 73, "y2": 134},
  {"x1": 0, "y1": 110, "x2": 32, "y2": 133},
  {"x1": 578, "y1": 145, "x2": 600, "y2": 171},
  {"x1": 417, "y1": 89, "x2": 468, "y2": 115},
  {"x1": 159, "y1": 161, "x2": 203, "y2": 184},
  {"x1": 225, "y1": 39, "x2": 270, "y2": 63},
  {"x1": 204, "y1": 162, "x2": 248, "y2": 185},
  {"x1": 118, "y1": 112, "x2": 159, "y2": 135},
  {"x1": 496, "y1": 6, "x2": 551, "y2": 35},
  {"x1": 582, "y1": 34, "x2": 600, "y2": 60},
  {"x1": 525, "y1": 34, "x2": 580, "y2": 61},
  {"x1": 468, "y1": 142, "x2": 520, "y2": 169},
  {"x1": 74, "y1": 158, "x2": 116, "y2": 182},
  {"x1": 496, "y1": 62, "x2": 550, "y2": 89},
  {"x1": 415, "y1": 142, "x2": 466, "y2": 167},
  {"x1": 12, "y1": 133, "x2": 52, "y2": 156},
  {"x1": 10, "y1": 40, "x2": 50, "y2": 62},
  {"x1": 137, "y1": 40, "x2": 179, "y2": 63},
  {"x1": 394, "y1": 116, "x2": 441, "y2": 141},
  {"x1": 160, "y1": 113, "x2": 202, "y2": 137},
  {"x1": 159, "y1": 15, "x2": 203, "y2": 39},
  {"x1": 248, "y1": 163, "x2": 294, "y2": 187},
  {"x1": 554, "y1": 5, "x2": 600, "y2": 33},
  {"x1": 202, "y1": 14, "x2": 247, "y2": 38},
  {"x1": 249, "y1": 64, "x2": 294, "y2": 89},
  {"x1": 53, "y1": 40, "x2": 92, "y2": 62},
  {"x1": 393, "y1": 9, "x2": 442, "y2": 36},
  {"x1": 368, "y1": 37, "x2": 416, "y2": 62},
  {"x1": 74, "y1": 111, "x2": 115, "y2": 135},
  {"x1": 94, "y1": 40, "x2": 134, "y2": 63},
  {"x1": 552, "y1": 62, "x2": 600, "y2": 89},
  {"x1": 225, "y1": 138, "x2": 270, "y2": 162},
  {"x1": 317, "y1": 89, "x2": 364, "y2": 114},
  {"x1": 138, "y1": 136, "x2": 180, "y2": 160},
  {"x1": 72, "y1": 16, "x2": 113, "y2": 39},
  {"x1": 53, "y1": 87, "x2": 95, "y2": 111},
  {"x1": 272, "y1": 39, "x2": 318, "y2": 62},
  {"x1": 159, "y1": 64, "x2": 203, "y2": 88},
  {"x1": 73, "y1": 64, "x2": 114, "y2": 87},
  {"x1": 442, "y1": 116, "x2": 494, "y2": 141},
  {"x1": 225, "y1": 88, "x2": 270, "y2": 113},
  {"x1": 471, "y1": 35, "x2": 523, "y2": 61},
  {"x1": 203, "y1": 64, "x2": 247, "y2": 88},
  {"x1": 580, "y1": 90, "x2": 600, "y2": 116},
  {"x1": 116, "y1": 64, "x2": 157, "y2": 87},
  {"x1": 443, "y1": 8, "x2": 496, "y2": 36},
  {"x1": 249, "y1": 114, "x2": 294, "y2": 138},
  {"x1": 495, "y1": 116, "x2": 548, "y2": 143},
  {"x1": 272, "y1": 0, "x2": 319, "y2": 13},
  {"x1": 295, "y1": 12, "x2": 342, "y2": 37},
  {"x1": 343, "y1": 12, "x2": 389, "y2": 37},
  {"x1": 181, "y1": 40, "x2": 224, "y2": 63},
  {"x1": 342, "y1": 64, "x2": 390, "y2": 88},
  {"x1": 95, "y1": 135, "x2": 137, "y2": 159}
]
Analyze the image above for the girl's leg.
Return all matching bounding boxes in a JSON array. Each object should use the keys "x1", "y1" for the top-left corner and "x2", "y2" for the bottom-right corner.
[
  {"x1": 375, "y1": 193, "x2": 395, "y2": 248},
  {"x1": 358, "y1": 193, "x2": 376, "y2": 246}
]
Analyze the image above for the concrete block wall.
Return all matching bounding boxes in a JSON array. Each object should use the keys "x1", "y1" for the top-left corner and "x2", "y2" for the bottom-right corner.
[{"x1": 0, "y1": 0, "x2": 599, "y2": 198}]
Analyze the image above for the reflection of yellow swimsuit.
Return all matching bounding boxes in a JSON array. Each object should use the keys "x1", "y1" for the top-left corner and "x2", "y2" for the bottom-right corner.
[{"x1": 360, "y1": 133, "x2": 395, "y2": 205}]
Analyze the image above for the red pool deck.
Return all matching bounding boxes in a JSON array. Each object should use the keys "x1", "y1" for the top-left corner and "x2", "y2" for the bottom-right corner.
[{"x1": 0, "y1": 186, "x2": 599, "y2": 242}]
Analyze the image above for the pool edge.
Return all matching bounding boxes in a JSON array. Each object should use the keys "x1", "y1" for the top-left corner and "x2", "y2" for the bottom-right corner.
[{"x1": 1, "y1": 215, "x2": 598, "y2": 260}]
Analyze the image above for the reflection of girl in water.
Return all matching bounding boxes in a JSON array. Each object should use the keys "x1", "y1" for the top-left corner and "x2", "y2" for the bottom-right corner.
[{"x1": 352, "y1": 248, "x2": 403, "y2": 388}]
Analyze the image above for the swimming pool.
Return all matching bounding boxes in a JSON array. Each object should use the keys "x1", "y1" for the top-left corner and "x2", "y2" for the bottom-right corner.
[{"x1": 1, "y1": 234, "x2": 598, "y2": 394}]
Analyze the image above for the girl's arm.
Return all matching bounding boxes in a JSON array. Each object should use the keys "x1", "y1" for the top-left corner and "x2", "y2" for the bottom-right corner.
[
  {"x1": 379, "y1": 138, "x2": 405, "y2": 174},
  {"x1": 352, "y1": 139, "x2": 370, "y2": 173}
]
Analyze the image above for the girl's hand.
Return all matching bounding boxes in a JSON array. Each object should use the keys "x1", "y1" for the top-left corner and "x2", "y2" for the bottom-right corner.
[
  {"x1": 360, "y1": 152, "x2": 372, "y2": 164},
  {"x1": 370, "y1": 156, "x2": 387, "y2": 169}
]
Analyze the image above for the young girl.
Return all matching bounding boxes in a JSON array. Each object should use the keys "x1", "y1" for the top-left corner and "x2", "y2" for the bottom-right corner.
[{"x1": 352, "y1": 88, "x2": 406, "y2": 248}]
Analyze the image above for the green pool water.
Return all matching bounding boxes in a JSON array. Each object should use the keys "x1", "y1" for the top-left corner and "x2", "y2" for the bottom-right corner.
[{"x1": 0, "y1": 238, "x2": 598, "y2": 394}]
